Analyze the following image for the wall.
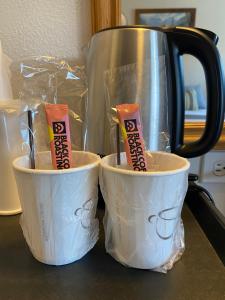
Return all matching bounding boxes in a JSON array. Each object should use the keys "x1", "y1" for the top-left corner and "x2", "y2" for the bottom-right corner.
[{"x1": 0, "y1": 0, "x2": 91, "y2": 63}]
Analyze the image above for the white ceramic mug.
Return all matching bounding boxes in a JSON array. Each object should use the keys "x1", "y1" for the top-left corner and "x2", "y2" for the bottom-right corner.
[
  {"x1": 13, "y1": 151, "x2": 101, "y2": 265},
  {"x1": 100, "y1": 151, "x2": 190, "y2": 269}
]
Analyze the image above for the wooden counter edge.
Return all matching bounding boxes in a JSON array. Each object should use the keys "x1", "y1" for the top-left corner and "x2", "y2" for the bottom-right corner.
[{"x1": 184, "y1": 121, "x2": 225, "y2": 150}]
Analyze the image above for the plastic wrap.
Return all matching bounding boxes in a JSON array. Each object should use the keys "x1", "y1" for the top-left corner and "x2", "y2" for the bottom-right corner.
[
  {"x1": 0, "y1": 100, "x2": 29, "y2": 215},
  {"x1": 17, "y1": 56, "x2": 87, "y2": 153},
  {"x1": 13, "y1": 151, "x2": 101, "y2": 265},
  {"x1": 10, "y1": 57, "x2": 101, "y2": 265},
  {"x1": 104, "y1": 59, "x2": 170, "y2": 154},
  {"x1": 100, "y1": 151, "x2": 190, "y2": 273}
]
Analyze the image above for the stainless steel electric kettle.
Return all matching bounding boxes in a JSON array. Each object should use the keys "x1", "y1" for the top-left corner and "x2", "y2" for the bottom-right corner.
[{"x1": 85, "y1": 26, "x2": 224, "y2": 158}]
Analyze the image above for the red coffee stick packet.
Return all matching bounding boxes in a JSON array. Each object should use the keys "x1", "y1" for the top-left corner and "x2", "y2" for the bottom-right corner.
[
  {"x1": 45, "y1": 104, "x2": 73, "y2": 169},
  {"x1": 116, "y1": 104, "x2": 147, "y2": 171}
]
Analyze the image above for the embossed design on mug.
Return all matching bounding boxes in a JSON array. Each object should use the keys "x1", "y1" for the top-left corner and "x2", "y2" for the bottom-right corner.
[
  {"x1": 148, "y1": 206, "x2": 179, "y2": 240},
  {"x1": 74, "y1": 199, "x2": 94, "y2": 229}
]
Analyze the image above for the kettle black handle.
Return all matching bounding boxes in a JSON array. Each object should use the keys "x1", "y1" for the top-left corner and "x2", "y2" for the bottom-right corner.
[{"x1": 166, "y1": 27, "x2": 224, "y2": 158}]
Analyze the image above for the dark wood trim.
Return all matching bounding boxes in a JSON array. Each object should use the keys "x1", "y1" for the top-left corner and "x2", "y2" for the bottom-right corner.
[{"x1": 91, "y1": 0, "x2": 121, "y2": 35}]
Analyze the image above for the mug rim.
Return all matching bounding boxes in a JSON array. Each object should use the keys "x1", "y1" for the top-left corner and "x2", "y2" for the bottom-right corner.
[
  {"x1": 100, "y1": 151, "x2": 190, "y2": 176},
  {"x1": 13, "y1": 151, "x2": 101, "y2": 175}
]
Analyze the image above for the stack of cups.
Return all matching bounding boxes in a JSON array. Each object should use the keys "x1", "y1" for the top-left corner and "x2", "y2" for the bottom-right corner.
[{"x1": 13, "y1": 151, "x2": 101, "y2": 265}]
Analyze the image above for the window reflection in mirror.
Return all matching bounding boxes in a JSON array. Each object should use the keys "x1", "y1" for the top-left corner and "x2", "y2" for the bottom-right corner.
[
  {"x1": 183, "y1": 55, "x2": 206, "y2": 141},
  {"x1": 183, "y1": 54, "x2": 206, "y2": 123}
]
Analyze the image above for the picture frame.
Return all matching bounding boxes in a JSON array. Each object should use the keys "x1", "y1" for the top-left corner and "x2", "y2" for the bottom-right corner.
[{"x1": 135, "y1": 8, "x2": 196, "y2": 27}]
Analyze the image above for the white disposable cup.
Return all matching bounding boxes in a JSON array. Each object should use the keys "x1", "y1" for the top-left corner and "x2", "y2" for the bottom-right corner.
[
  {"x1": 0, "y1": 106, "x2": 22, "y2": 215},
  {"x1": 0, "y1": 151, "x2": 21, "y2": 215},
  {"x1": 13, "y1": 151, "x2": 101, "y2": 265},
  {"x1": 100, "y1": 152, "x2": 190, "y2": 269}
]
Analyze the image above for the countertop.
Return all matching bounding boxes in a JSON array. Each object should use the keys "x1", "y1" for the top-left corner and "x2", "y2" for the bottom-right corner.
[{"x1": 0, "y1": 206, "x2": 225, "y2": 300}]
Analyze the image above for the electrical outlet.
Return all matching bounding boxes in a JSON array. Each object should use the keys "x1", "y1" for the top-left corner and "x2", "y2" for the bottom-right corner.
[{"x1": 213, "y1": 161, "x2": 225, "y2": 176}]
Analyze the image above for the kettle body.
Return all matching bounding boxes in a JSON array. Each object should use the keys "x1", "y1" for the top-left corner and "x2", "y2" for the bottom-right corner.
[{"x1": 86, "y1": 26, "x2": 224, "y2": 158}]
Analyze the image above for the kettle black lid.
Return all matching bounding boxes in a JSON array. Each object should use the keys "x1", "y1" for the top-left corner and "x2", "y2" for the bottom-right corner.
[{"x1": 98, "y1": 25, "x2": 219, "y2": 44}]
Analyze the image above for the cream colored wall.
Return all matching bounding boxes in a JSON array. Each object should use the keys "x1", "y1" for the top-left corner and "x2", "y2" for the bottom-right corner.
[{"x1": 0, "y1": 0, "x2": 91, "y2": 62}]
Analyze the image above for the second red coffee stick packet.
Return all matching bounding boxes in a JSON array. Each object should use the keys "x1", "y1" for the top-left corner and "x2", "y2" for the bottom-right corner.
[
  {"x1": 45, "y1": 104, "x2": 73, "y2": 169},
  {"x1": 116, "y1": 103, "x2": 147, "y2": 171}
]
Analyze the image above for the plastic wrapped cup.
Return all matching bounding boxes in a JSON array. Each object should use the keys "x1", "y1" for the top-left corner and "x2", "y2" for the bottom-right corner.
[
  {"x1": 100, "y1": 152, "x2": 190, "y2": 270},
  {"x1": 13, "y1": 151, "x2": 101, "y2": 265},
  {"x1": 0, "y1": 101, "x2": 25, "y2": 215}
]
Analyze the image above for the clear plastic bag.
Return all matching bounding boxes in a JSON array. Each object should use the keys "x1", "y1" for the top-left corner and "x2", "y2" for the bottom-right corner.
[
  {"x1": 9, "y1": 57, "x2": 100, "y2": 264},
  {"x1": 100, "y1": 151, "x2": 189, "y2": 273},
  {"x1": 0, "y1": 101, "x2": 29, "y2": 157},
  {"x1": 16, "y1": 56, "x2": 87, "y2": 153},
  {"x1": 104, "y1": 59, "x2": 170, "y2": 155},
  {"x1": 102, "y1": 60, "x2": 187, "y2": 273},
  {"x1": 0, "y1": 100, "x2": 29, "y2": 214},
  {"x1": 13, "y1": 151, "x2": 100, "y2": 265},
  {"x1": 5, "y1": 100, "x2": 100, "y2": 265}
]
